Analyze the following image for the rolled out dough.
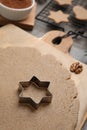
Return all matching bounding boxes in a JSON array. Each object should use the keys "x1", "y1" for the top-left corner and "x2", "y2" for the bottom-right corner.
[{"x1": 0, "y1": 47, "x2": 79, "y2": 130}]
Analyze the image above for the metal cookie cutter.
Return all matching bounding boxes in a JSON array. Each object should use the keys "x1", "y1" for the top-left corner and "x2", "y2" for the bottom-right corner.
[{"x1": 18, "y1": 76, "x2": 52, "y2": 109}]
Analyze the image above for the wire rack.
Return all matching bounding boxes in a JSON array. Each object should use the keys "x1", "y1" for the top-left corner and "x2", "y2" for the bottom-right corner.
[
  {"x1": 36, "y1": 0, "x2": 70, "y2": 30},
  {"x1": 69, "y1": 16, "x2": 87, "y2": 29},
  {"x1": 36, "y1": 0, "x2": 87, "y2": 30}
]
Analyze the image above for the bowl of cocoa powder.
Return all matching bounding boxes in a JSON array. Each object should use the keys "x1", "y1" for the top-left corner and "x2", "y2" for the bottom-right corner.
[{"x1": 0, "y1": 0, "x2": 35, "y2": 21}]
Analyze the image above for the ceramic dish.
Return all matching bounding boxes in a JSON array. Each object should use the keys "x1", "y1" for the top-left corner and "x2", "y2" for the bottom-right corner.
[{"x1": 0, "y1": 0, "x2": 35, "y2": 21}]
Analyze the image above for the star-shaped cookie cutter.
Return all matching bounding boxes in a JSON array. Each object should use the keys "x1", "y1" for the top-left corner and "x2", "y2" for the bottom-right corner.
[{"x1": 18, "y1": 76, "x2": 52, "y2": 109}]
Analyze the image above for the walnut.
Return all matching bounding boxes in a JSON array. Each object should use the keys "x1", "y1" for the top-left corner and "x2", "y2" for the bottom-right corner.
[{"x1": 70, "y1": 62, "x2": 83, "y2": 74}]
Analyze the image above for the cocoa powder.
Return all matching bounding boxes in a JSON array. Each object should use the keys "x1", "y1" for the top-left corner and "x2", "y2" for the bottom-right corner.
[{"x1": 0, "y1": 0, "x2": 32, "y2": 9}]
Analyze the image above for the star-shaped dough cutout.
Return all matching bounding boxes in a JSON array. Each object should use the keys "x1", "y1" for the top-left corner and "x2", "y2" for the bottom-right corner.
[
  {"x1": 18, "y1": 76, "x2": 52, "y2": 109},
  {"x1": 73, "y1": 6, "x2": 87, "y2": 20},
  {"x1": 48, "y1": 11, "x2": 69, "y2": 23},
  {"x1": 55, "y1": 0, "x2": 72, "y2": 5}
]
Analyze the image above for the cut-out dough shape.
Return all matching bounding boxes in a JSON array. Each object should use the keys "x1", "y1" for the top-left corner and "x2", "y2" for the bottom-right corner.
[
  {"x1": 55, "y1": 0, "x2": 72, "y2": 5},
  {"x1": 48, "y1": 11, "x2": 69, "y2": 23},
  {"x1": 73, "y1": 6, "x2": 87, "y2": 20}
]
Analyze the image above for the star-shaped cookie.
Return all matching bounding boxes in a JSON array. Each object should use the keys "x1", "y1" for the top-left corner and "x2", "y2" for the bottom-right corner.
[{"x1": 48, "y1": 10, "x2": 69, "y2": 23}]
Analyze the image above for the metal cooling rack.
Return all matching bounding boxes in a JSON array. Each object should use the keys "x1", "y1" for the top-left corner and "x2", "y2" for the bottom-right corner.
[
  {"x1": 36, "y1": 0, "x2": 87, "y2": 30},
  {"x1": 35, "y1": 0, "x2": 70, "y2": 30},
  {"x1": 69, "y1": 15, "x2": 87, "y2": 29}
]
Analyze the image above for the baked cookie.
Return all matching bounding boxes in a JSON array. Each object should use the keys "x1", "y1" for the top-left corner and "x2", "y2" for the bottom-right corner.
[
  {"x1": 55, "y1": 0, "x2": 72, "y2": 5},
  {"x1": 73, "y1": 6, "x2": 87, "y2": 20},
  {"x1": 48, "y1": 10, "x2": 69, "y2": 23}
]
